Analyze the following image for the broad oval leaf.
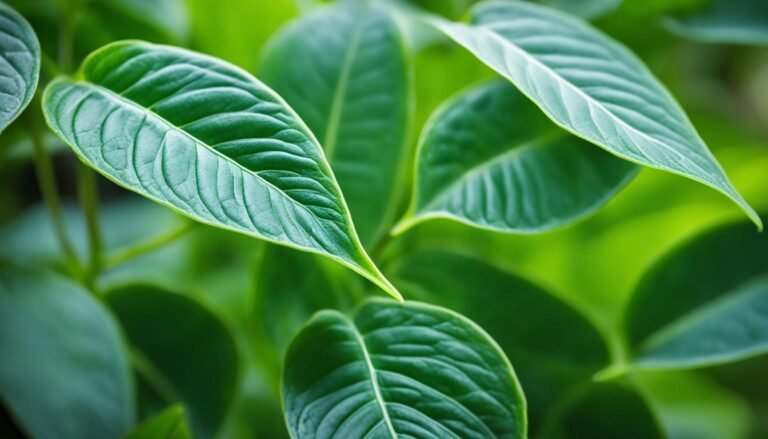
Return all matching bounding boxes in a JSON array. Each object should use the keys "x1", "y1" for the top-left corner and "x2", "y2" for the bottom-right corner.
[
  {"x1": 260, "y1": 1, "x2": 412, "y2": 247},
  {"x1": 624, "y1": 219, "x2": 768, "y2": 369},
  {"x1": 0, "y1": 2, "x2": 40, "y2": 132},
  {"x1": 430, "y1": 0, "x2": 761, "y2": 228},
  {"x1": 42, "y1": 40, "x2": 400, "y2": 299},
  {"x1": 664, "y1": 0, "x2": 768, "y2": 46},
  {"x1": 125, "y1": 405, "x2": 192, "y2": 439},
  {"x1": 283, "y1": 299, "x2": 526, "y2": 438},
  {"x1": 387, "y1": 250, "x2": 610, "y2": 428},
  {"x1": 105, "y1": 284, "x2": 239, "y2": 439},
  {"x1": 396, "y1": 80, "x2": 637, "y2": 234},
  {"x1": 0, "y1": 265, "x2": 134, "y2": 439}
]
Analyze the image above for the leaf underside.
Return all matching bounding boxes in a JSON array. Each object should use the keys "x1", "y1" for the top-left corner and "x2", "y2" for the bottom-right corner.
[{"x1": 0, "y1": 2, "x2": 40, "y2": 132}]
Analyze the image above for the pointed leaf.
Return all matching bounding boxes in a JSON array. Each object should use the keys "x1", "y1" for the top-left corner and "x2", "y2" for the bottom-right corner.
[
  {"x1": 0, "y1": 2, "x2": 40, "y2": 132},
  {"x1": 396, "y1": 80, "x2": 637, "y2": 234},
  {"x1": 125, "y1": 405, "x2": 192, "y2": 439},
  {"x1": 430, "y1": 0, "x2": 761, "y2": 228},
  {"x1": 261, "y1": 1, "x2": 412, "y2": 246},
  {"x1": 0, "y1": 265, "x2": 134, "y2": 439},
  {"x1": 283, "y1": 299, "x2": 526, "y2": 439},
  {"x1": 41, "y1": 40, "x2": 400, "y2": 299}
]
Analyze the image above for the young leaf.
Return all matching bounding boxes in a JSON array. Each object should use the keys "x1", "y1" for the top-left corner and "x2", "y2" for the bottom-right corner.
[
  {"x1": 42, "y1": 40, "x2": 401, "y2": 300},
  {"x1": 429, "y1": 0, "x2": 762, "y2": 229},
  {"x1": 664, "y1": 0, "x2": 768, "y2": 46},
  {"x1": 0, "y1": 265, "x2": 134, "y2": 439},
  {"x1": 125, "y1": 405, "x2": 192, "y2": 439},
  {"x1": 624, "y1": 219, "x2": 768, "y2": 369},
  {"x1": 283, "y1": 299, "x2": 526, "y2": 439},
  {"x1": 395, "y1": 80, "x2": 637, "y2": 234},
  {"x1": 104, "y1": 284, "x2": 239, "y2": 439},
  {"x1": 0, "y1": 2, "x2": 40, "y2": 133},
  {"x1": 260, "y1": 1, "x2": 412, "y2": 247}
]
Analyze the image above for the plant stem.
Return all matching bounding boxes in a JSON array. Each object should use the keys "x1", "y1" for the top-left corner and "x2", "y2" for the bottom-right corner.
[
  {"x1": 103, "y1": 221, "x2": 195, "y2": 269},
  {"x1": 77, "y1": 165, "x2": 102, "y2": 287}
]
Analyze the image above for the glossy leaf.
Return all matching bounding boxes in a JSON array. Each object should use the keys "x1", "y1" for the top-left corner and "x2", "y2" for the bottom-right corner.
[
  {"x1": 261, "y1": 1, "x2": 411, "y2": 246},
  {"x1": 105, "y1": 284, "x2": 239, "y2": 439},
  {"x1": 0, "y1": 265, "x2": 134, "y2": 439},
  {"x1": 664, "y1": 0, "x2": 768, "y2": 46},
  {"x1": 430, "y1": 0, "x2": 761, "y2": 228},
  {"x1": 0, "y1": 2, "x2": 40, "y2": 132},
  {"x1": 388, "y1": 250, "x2": 609, "y2": 426},
  {"x1": 42, "y1": 40, "x2": 400, "y2": 299},
  {"x1": 126, "y1": 405, "x2": 192, "y2": 439},
  {"x1": 283, "y1": 299, "x2": 526, "y2": 438},
  {"x1": 625, "y1": 219, "x2": 768, "y2": 369},
  {"x1": 396, "y1": 80, "x2": 637, "y2": 234}
]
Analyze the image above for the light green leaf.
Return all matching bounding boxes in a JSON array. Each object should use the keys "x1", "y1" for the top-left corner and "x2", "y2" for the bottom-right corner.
[
  {"x1": 0, "y1": 265, "x2": 134, "y2": 439},
  {"x1": 538, "y1": 0, "x2": 620, "y2": 19},
  {"x1": 42, "y1": 40, "x2": 400, "y2": 300},
  {"x1": 430, "y1": 0, "x2": 762, "y2": 229},
  {"x1": 125, "y1": 405, "x2": 192, "y2": 439},
  {"x1": 396, "y1": 80, "x2": 637, "y2": 234},
  {"x1": 0, "y1": 2, "x2": 40, "y2": 133},
  {"x1": 387, "y1": 250, "x2": 609, "y2": 427},
  {"x1": 625, "y1": 219, "x2": 768, "y2": 369},
  {"x1": 664, "y1": 0, "x2": 768, "y2": 46},
  {"x1": 283, "y1": 299, "x2": 526, "y2": 438},
  {"x1": 260, "y1": 1, "x2": 412, "y2": 247},
  {"x1": 105, "y1": 284, "x2": 239, "y2": 439}
]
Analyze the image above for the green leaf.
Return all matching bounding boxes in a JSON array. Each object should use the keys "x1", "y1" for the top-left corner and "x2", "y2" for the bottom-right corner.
[
  {"x1": 429, "y1": 0, "x2": 762, "y2": 229},
  {"x1": 395, "y1": 80, "x2": 637, "y2": 234},
  {"x1": 125, "y1": 405, "x2": 192, "y2": 439},
  {"x1": 0, "y1": 2, "x2": 40, "y2": 133},
  {"x1": 260, "y1": 1, "x2": 412, "y2": 247},
  {"x1": 625, "y1": 219, "x2": 768, "y2": 369},
  {"x1": 0, "y1": 265, "x2": 134, "y2": 439},
  {"x1": 664, "y1": 0, "x2": 768, "y2": 46},
  {"x1": 95, "y1": 0, "x2": 189, "y2": 42},
  {"x1": 282, "y1": 299, "x2": 526, "y2": 438},
  {"x1": 388, "y1": 250, "x2": 609, "y2": 427},
  {"x1": 42, "y1": 40, "x2": 400, "y2": 300},
  {"x1": 539, "y1": 383, "x2": 663, "y2": 439},
  {"x1": 538, "y1": 0, "x2": 620, "y2": 19},
  {"x1": 104, "y1": 284, "x2": 239, "y2": 439}
]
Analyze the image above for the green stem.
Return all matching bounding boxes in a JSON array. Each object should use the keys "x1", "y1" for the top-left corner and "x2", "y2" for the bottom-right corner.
[
  {"x1": 77, "y1": 165, "x2": 102, "y2": 287},
  {"x1": 104, "y1": 221, "x2": 195, "y2": 268}
]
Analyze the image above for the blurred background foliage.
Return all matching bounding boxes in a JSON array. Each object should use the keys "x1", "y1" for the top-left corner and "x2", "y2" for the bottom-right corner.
[{"x1": 0, "y1": 0, "x2": 767, "y2": 438}]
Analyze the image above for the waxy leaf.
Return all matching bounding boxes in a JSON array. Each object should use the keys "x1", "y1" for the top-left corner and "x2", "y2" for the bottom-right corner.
[
  {"x1": 0, "y1": 265, "x2": 133, "y2": 439},
  {"x1": 126, "y1": 405, "x2": 192, "y2": 439},
  {"x1": 430, "y1": 0, "x2": 761, "y2": 228},
  {"x1": 105, "y1": 284, "x2": 239, "y2": 439},
  {"x1": 396, "y1": 80, "x2": 637, "y2": 234},
  {"x1": 664, "y1": 0, "x2": 768, "y2": 46},
  {"x1": 42, "y1": 41, "x2": 400, "y2": 299},
  {"x1": 283, "y1": 299, "x2": 526, "y2": 438},
  {"x1": 261, "y1": 1, "x2": 411, "y2": 246},
  {"x1": 0, "y1": 2, "x2": 40, "y2": 132},
  {"x1": 625, "y1": 219, "x2": 768, "y2": 369}
]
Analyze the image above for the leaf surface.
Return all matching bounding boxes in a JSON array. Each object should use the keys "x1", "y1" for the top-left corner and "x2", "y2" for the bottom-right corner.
[
  {"x1": 283, "y1": 299, "x2": 526, "y2": 439},
  {"x1": 0, "y1": 2, "x2": 39, "y2": 132},
  {"x1": 430, "y1": 0, "x2": 761, "y2": 228},
  {"x1": 397, "y1": 80, "x2": 637, "y2": 234},
  {"x1": 42, "y1": 40, "x2": 399, "y2": 299}
]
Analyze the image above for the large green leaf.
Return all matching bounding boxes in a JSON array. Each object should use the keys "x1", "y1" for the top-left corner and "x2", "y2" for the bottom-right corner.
[
  {"x1": 625, "y1": 219, "x2": 768, "y2": 369},
  {"x1": 125, "y1": 405, "x2": 192, "y2": 439},
  {"x1": 260, "y1": 1, "x2": 411, "y2": 247},
  {"x1": 429, "y1": 0, "x2": 761, "y2": 228},
  {"x1": 664, "y1": 0, "x2": 768, "y2": 46},
  {"x1": 387, "y1": 250, "x2": 609, "y2": 427},
  {"x1": 283, "y1": 299, "x2": 526, "y2": 438},
  {"x1": 395, "y1": 80, "x2": 637, "y2": 234},
  {"x1": 42, "y1": 40, "x2": 400, "y2": 299},
  {"x1": 105, "y1": 284, "x2": 239, "y2": 439},
  {"x1": 0, "y1": 265, "x2": 134, "y2": 439},
  {"x1": 0, "y1": 2, "x2": 39, "y2": 133}
]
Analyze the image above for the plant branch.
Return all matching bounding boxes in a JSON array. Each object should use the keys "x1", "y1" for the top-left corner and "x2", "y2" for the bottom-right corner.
[
  {"x1": 103, "y1": 221, "x2": 195, "y2": 269},
  {"x1": 77, "y1": 164, "x2": 102, "y2": 287}
]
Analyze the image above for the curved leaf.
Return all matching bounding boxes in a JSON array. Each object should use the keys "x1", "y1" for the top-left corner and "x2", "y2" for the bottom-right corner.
[
  {"x1": 0, "y1": 265, "x2": 133, "y2": 439},
  {"x1": 0, "y1": 2, "x2": 40, "y2": 132},
  {"x1": 396, "y1": 80, "x2": 637, "y2": 234},
  {"x1": 260, "y1": 1, "x2": 411, "y2": 246},
  {"x1": 625, "y1": 219, "x2": 768, "y2": 369},
  {"x1": 664, "y1": 0, "x2": 768, "y2": 46},
  {"x1": 430, "y1": 0, "x2": 761, "y2": 228},
  {"x1": 125, "y1": 405, "x2": 192, "y2": 439},
  {"x1": 387, "y1": 250, "x2": 610, "y2": 427},
  {"x1": 283, "y1": 299, "x2": 526, "y2": 438},
  {"x1": 41, "y1": 40, "x2": 400, "y2": 299},
  {"x1": 105, "y1": 284, "x2": 239, "y2": 439}
]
